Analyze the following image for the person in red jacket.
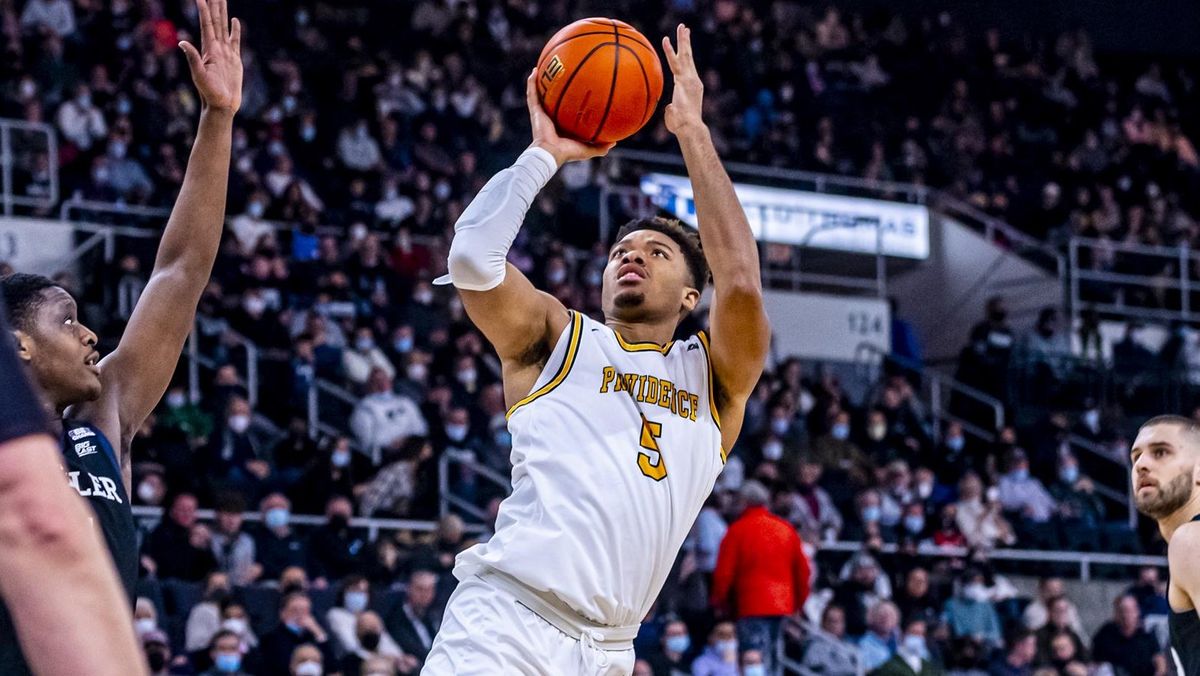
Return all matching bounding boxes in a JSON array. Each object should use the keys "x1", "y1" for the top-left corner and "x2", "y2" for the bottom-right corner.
[{"x1": 711, "y1": 480, "x2": 811, "y2": 676}]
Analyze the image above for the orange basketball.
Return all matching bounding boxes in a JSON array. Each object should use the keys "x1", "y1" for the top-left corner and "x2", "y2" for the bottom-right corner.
[{"x1": 535, "y1": 18, "x2": 664, "y2": 145}]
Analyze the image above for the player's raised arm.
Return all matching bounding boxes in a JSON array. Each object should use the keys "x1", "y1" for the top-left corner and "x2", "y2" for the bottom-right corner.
[
  {"x1": 444, "y1": 70, "x2": 611, "y2": 384},
  {"x1": 84, "y1": 0, "x2": 241, "y2": 479},
  {"x1": 662, "y1": 25, "x2": 770, "y2": 425}
]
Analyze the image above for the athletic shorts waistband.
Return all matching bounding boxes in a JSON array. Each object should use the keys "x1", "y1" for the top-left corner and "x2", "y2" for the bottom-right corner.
[{"x1": 474, "y1": 567, "x2": 639, "y2": 649}]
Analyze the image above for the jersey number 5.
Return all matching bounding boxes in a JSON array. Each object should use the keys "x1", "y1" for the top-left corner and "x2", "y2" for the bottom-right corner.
[{"x1": 638, "y1": 415, "x2": 666, "y2": 481}]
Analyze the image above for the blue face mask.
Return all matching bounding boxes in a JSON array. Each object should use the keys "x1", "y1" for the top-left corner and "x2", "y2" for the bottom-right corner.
[
  {"x1": 946, "y1": 436, "x2": 964, "y2": 452},
  {"x1": 344, "y1": 590, "x2": 368, "y2": 614},
  {"x1": 285, "y1": 621, "x2": 304, "y2": 635},
  {"x1": 265, "y1": 507, "x2": 290, "y2": 529},
  {"x1": 903, "y1": 515, "x2": 925, "y2": 534},
  {"x1": 901, "y1": 634, "x2": 929, "y2": 659},
  {"x1": 831, "y1": 423, "x2": 850, "y2": 440},
  {"x1": 665, "y1": 635, "x2": 690, "y2": 654},
  {"x1": 1011, "y1": 468, "x2": 1029, "y2": 481},
  {"x1": 393, "y1": 336, "x2": 413, "y2": 353},
  {"x1": 743, "y1": 666, "x2": 766, "y2": 676},
  {"x1": 214, "y1": 652, "x2": 242, "y2": 673},
  {"x1": 1060, "y1": 466, "x2": 1079, "y2": 484},
  {"x1": 861, "y1": 506, "x2": 881, "y2": 523}
]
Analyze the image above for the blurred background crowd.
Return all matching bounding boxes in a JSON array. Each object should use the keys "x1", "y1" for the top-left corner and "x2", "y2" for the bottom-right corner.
[{"x1": 1, "y1": 0, "x2": 1196, "y2": 674}]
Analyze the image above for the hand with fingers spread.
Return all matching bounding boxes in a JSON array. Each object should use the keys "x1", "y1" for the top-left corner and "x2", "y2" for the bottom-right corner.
[
  {"x1": 525, "y1": 68, "x2": 614, "y2": 167},
  {"x1": 662, "y1": 24, "x2": 706, "y2": 137},
  {"x1": 179, "y1": 0, "x2": 243, "y2": 114}
]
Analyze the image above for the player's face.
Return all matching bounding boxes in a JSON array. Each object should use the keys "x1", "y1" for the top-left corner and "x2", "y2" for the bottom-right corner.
[
  {"x1": 14, "y1": 287, "x2": 101, "y2": 408},
  {"x1": 602, "y1": 230, "x2": 698, "y2": 323},
  {"x1": 1130, "y1": 424, "x2": 1200, "y2": 519}
]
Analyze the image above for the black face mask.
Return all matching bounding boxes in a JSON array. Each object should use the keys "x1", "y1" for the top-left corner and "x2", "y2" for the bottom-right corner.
[
  {"x1": 359, "y1": 631, "x2": 381, "y2": 652},
  {"x1": 990, "y1": 309, "x2": 1007, "y2": 323},
  {"x1": 147, "y1": 649, "x2": 168, "y2": 672},
  {"x1": 329, "y1": 515, "x2": 349, "y2": 531}
]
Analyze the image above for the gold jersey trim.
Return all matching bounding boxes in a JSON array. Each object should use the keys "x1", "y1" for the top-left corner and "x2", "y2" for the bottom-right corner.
[
  {"x1": 696, "y1": 330, "x2": 727, "y2": 463},
  {"x1": 506, "y1": 311, "x2": 584, "y2": 419},
  {"x1": 613, "y1": 329, "x2": 675, "y2": 354}
]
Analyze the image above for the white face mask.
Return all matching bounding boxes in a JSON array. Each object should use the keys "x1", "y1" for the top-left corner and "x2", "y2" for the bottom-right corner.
[
  {"x1": 228, "y1": 414, "x2": 251, "y2": 434},
  {"x1": 293, "y1": 661, "x2": 322, "y2": 676},
  {"x1": 762, "y1": 441, "x2": 784, "y2": 461},
  {"x1": 137, "y1": 481, "x2": 157, "y2": 503},
  {"x1": 963, "y1": 583, "x2": 990, "y2": 603},
  {"x1": 221, "y1": 617, "x2": 248, "y2": 635},
  {"x1": 135, "y1": 618, "x2": 157, "y2": 635},
  {"x1": 166, "y1": 392, "x2": 187, "y2": 409}
]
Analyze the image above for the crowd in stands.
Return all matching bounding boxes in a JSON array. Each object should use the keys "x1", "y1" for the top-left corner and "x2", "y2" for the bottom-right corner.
[{"x1": 1, "y1": 0, "x2": 1194, "y2": 674}]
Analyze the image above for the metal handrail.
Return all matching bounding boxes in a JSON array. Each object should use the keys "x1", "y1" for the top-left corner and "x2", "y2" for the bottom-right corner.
[
  {"x1": 782, "y1": 615, "x2": 864, "y2": 676},
  {"x1": 438, "y1": 452, "x2": 512, "y2": 522},
  {"x1": 818, "y1": 541, "x2": 1164, "y2": 582},
  {"x1": 0, "y1": 118, "x2": 57, "y2": 215},
  {"x1": 129, "y1": 505, "x2": 487, "y2": 543},
  {"x1": 854, "y1": 342, "x2": 1005, "y2": 440}
]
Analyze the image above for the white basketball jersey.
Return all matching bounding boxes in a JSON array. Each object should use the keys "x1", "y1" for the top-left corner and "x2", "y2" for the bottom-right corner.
[{"x1": 455, "y1": 311, "x2": 726, "y2": 627}]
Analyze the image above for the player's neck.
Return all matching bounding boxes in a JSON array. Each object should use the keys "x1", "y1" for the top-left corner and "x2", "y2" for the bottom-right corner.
[
  {"x1": 606, "y1": 318, "x2": 676, "y2": 346},
  {"x1": 1160, "y1": 496, "x2": 1200, "y2": 542}
]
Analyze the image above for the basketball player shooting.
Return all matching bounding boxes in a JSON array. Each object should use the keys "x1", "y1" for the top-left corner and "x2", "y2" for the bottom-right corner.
[
  {"x1": 1130, "y1": 415, "x2": 1200, "y2": 674},
  {"x1": 0, "y1": 0, "x2": 240, "y2": 672},
  {"x1": 423, "y1": 24, "x2": 769, "y2": 675}
]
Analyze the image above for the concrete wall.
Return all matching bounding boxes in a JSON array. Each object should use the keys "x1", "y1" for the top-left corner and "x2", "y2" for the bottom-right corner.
[{"x1": 887, "y1": 217, "x2": 1063, "y2": 363}]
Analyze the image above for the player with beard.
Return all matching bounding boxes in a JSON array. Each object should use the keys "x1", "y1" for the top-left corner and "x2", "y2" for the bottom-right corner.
[
  {"x1": 1130, "y1": 415, "x2": 1200, "y2": 675},
  {"x1": 0, "y1": 1, "x2": 241, "y2": 673}
]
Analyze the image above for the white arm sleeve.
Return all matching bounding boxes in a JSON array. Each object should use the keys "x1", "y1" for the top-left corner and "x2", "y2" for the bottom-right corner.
[{"x1": 437, "y1": 146, "x2": 558, "y2": 291}]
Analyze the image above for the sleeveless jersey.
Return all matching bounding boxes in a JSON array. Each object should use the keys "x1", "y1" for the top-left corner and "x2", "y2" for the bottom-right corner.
[
  {"x1": 1170, "y1": 514, "x2": 1200, "y2": 676},
  {"x1": 455, "y1": 311, "x2": 726, "y2": 627},
  {"x1": 0, "y1": 420, "x2": 136, "y2": 674}
]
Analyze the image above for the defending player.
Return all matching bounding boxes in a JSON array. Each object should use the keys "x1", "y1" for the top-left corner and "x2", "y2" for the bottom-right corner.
[
  {"x1": 1130, "y1": 415, "x2": 1200, "y2": 674},
  {"x1": 0, "y1": 0, "x2": 241, "y2": 672},
  {"x1": 423, "y1": 25, "x2": 769, "y2": 675}
]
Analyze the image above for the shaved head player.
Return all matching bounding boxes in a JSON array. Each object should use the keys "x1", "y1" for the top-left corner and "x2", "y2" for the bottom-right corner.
[
  {"x1": 0, "y1": 0, "x2": 241, "y2": 673},
  {"x1": 1131, "y1": 415, "x2": 1200, "y2": 674},
  {"x1": 422, "y1": 25, "x2": 769, "y2": 675}
]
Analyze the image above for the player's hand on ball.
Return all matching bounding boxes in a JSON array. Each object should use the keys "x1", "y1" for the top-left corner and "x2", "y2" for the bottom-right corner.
[
  {"x1": 179, "y1": 0, "x2": 243, "y2": 114},
  {"x1": 526, "y1": 68, "x2": 615, "y2": 166},
  {"x1": 662, "y1": 24, "x2": 705, "y2": 136}
]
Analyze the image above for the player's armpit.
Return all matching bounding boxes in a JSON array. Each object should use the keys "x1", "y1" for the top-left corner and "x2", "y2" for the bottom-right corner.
[{"x1": 458, "y1": 263, "x2": 570, "y2": 365}]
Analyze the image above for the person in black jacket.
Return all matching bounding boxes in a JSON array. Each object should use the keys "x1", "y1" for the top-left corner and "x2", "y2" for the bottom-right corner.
[
  {"x1": 308, "y1": 496, "x2": 367, "y2": 582},
  {"x1": 385, "y1": 570, "x2": 441, "y2": 665},
  {"x1": 142, "y1": 492, "x2": 217, "y2": 580},
  {"x1": 257, "y1": 592, "x2": 335, "y2": 676},
  {"x1": 254, "y1": 492, "x2": 309, "y2": 580}
]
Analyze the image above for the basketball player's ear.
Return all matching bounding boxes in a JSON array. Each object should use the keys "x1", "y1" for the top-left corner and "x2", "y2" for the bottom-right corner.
[
  {"x1": 8, "y1": 330, "x2": 33, "y2": 363},
  {"x1": 681, "y1": 287, "x2": 700, "y2": 314}
]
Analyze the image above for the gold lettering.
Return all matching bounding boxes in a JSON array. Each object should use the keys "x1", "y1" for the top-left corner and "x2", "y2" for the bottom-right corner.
[
  {"x1": 658, "y1": 381, "x2": 674, "y2": 410},
  {"x1": 636, "y1": 375, "x2": 648, "y2": 402},
  {"x1": 644, "y1": 377, "x2": 660, "y2": 405},
  {"x1": 689, "y1": 394, "x2": 699, "y2": 421},
  {"x1": 676, "y1": 390, "x2": 689, "y2": 419},
  {"x1": 622, "y1": 374, "x2": 639, "y2": 393},
  {"x1": 599, "y1": 367, "x2": 615, "y2": 393}
]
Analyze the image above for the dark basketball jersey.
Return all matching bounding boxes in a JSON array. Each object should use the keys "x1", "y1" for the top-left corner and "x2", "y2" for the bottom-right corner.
[
  {"x1": 1171, "y1": 514, "x2": 1200, "y2": 676},
  {"x1": 0, "y1": 420, "x2": 136, "y2": 675}
]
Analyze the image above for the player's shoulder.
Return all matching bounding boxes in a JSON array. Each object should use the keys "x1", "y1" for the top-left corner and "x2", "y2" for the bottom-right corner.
[{"x1": 1170, "y1": 520, "x2": 1200, "y2": 569}]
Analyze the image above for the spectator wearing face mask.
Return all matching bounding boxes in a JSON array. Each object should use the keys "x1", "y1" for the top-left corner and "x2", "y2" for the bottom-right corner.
[
  {"x1": 739, "y1": 649, "x2": 766, "y2": 676},
  {"x1": 229, "y1": 190, "x2": 275, "y2": 255},
  {"x1": 844, "y1": 489, "x2": 896, "y2": 543},
  {"x1": 643, "y1": 619, "x2": 692, "y2": 676},
  {"x1": 292, "y1": 436, "x2": 371, "y2": 514},
  {"x1": 134, "y1": 597, "x2": 161, "y2": 639},
  {"x1": 329, "y1": 577, "x2": 398, "y2": 657},
  {"x1": 691, "y1": 622, "x2": 740, "y2": 676},
  {"x1": 215, "y1": 600, "x2": 259, "y2": 658},
  {"x1": 159, "y1": 384, "x2": 214, "y2": 442},
  {"x1": 871, "y1": 617, "x2": 938, "y2": 676},
  {"x1": 1047, "y1": 453, "x2": 1106, "y2": 528},
  {"x1": 812, "y1": 410, "x2": 873, "y2": 487},
  {"x1": 933, "y1": 421, "x2": 974, "y2": 484},
  {"x1": 255, "y1": 493, "x2": 309, "y2": 581},
  {"x1": 831, "y1": 554, "x2": 885, "y2": 638},
  {"x1": 344, "y1": 326, "x2": 395, "y2": 387},
  {"x1": 288, "y1": 643, "x2": 327, "y2": 676},
  {"x1": 942, "y1": 569, "x2": 1003, "y2": 649},
  {"x1": 351, "y1": 367, "x2": 428, "y2": 461},
  {"x1": 199, "y1": 630, "x2": 252, "y2": 676},
  {"x1": 141, "y1": 629, "x2": 175, "y2": 676},
  {"x1": 308, "y1": 496, "x2": 367, "y2": 582},
  {"x1": 261, "y1": 594, "x2": 334, "y2": 676},
  {"x1": 954, "y1": 472, "x2": 1016, "y2": 550},
  {"x1": 996, "y1": 448, "x2": 1057, "y2": 526},
  {"x1": 204, "y1": 396, "x2": 271, "y2": 499},
  {"x1": 340, "y1": 611, "x2": 418, "y2": 676},
  {"x1": 857, "y1": 601, "x2": 901, "y2": 671},
  {"x1": 56, "y1": 83, "x2": 107, "y2": 151}
]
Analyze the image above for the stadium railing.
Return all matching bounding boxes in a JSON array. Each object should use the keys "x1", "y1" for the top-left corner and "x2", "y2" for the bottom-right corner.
[
  {"x1": 1068, "y1": 235, "x2": 1200, "y2": 325},
  {"x1": 782, "y1": 615, "x2": 865, "y2": 676},
  {"x1": 130, "y1": 505, "x2": 488, "y2": 541},
  {"x1": 0, "y1": 118, "x2": 57, "y2": 216}
]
